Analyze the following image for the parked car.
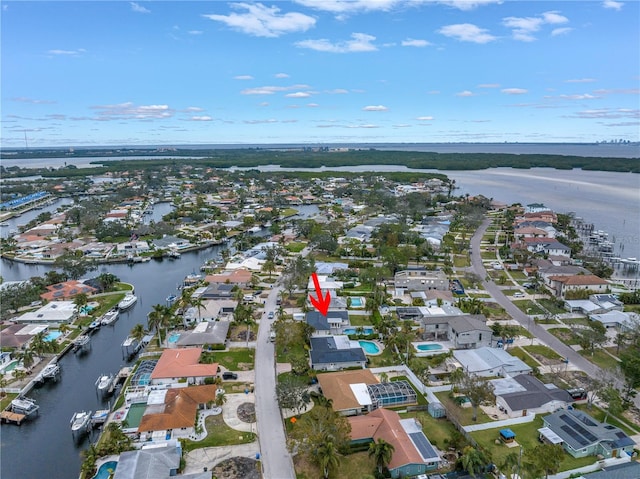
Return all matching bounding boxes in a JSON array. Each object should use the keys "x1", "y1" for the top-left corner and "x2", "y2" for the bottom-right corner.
[
  {"x1": 513, "y1": 292, "x2": 525, "y2": 298},
  {"x1": 222, "y1": 371, "x2": 238, "y2": 380},
  {"x1": 267, "y1": 311, "x2": 274, "y2": 319}
]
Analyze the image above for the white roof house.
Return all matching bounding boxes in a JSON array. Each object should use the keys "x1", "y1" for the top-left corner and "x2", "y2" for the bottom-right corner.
[
  {"x1": 16, "y1": 301, "x2": 77, "y2": 324},
  {"x1": 453, "y1": 347, "x2": 532, "y2": 377}
]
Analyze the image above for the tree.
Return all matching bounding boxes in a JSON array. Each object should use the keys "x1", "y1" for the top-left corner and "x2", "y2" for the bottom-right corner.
[
  {"x1": 276, "y1": 375, "x2": 310, "y2": 414},
  {"x1": 575, "y1": 321, "x2": 607, "y2": 355},
  {"x1": 600, "y1": 385, "x2": 624, "y2": 423},
  {"x1": 233, "y1": 303, "x2": 256, "y2": 347},
  {"x1": 500, "y1": 451, "x2": 520, "y2": 478},
  {"x1": 316, "y1": 438, "x2": 340, "y2": 479},
  {"x1": 459, "y1": 446, "x2": 490, "y2": 477},
  {"x1": 524, "y1": 444, "x2": 564, "y2": 479},
  {"x1": 54, "y1": 250, "x2": 96, "y2": 280},
  {"x1": 130, "y1": 323, "x2": 146, "y2": 342},
  {"x1": 73, "y1": 292, "x2": 89, "y2": 315},
  {"x1": 147, "y1": 304, "x2": 172, "y2": 346},
  {"x1": 262, "y1": 259, "x2": 277, "y2": 279},
  {"x1": 457, "y1": 370, "x2": 495, "y2": 422},
  {"x1": 368, "y1": 438, "x2": 395, "y2": 475},
  {"x1": 288, "y1": 405, "x2": 351, "y2": 459},
  {"x1": 215, "y1": 391, "x2": 227, "y2": 408},
  {"x1": 20, "y1": 348, "x2": 35, "y2": 370},
  {"x1": 97, "y1": 272, "x2": 119, "y2": 292}
]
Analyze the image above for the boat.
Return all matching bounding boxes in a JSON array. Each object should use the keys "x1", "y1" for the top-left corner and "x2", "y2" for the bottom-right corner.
[
  {"x1": 39, "y1": 362, "x2": 61, "y2": 381},
  {"x1": 88, "y1": 320, "x2": 101, "y2": 330},
  {"x1": 0, "y1": 222, "x2": 9, "y2": 227},
  {"x1": 118, "y1": 293, "x2": 137, "y2": 311},
  {"x1": 166, "y1": 294, "x2": 177, "y2": 306},
  {"x1": 11, "y1": 397, "x2": 39, "y2": 417},
  {"x1": 167, "y1": 250, "x2": 181, "y2": 259},
  {"x1": 70, "y1": 410, "x2": 92, "y2": 436},
  {"x1": 91, "y1": 409, "x2": 109, "y2": 425},
  {"x1": 95, "y1": 373, "x2": 114, "y2": 395},
  {"x1": 73, "y1": 334, "x2": 91, "y2": 353},
  {"x1": 100, "y1": 309, "x2": 119, "y2": 326}
]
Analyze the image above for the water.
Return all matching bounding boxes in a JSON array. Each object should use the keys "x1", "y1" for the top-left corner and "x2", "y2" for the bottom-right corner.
[
  {"x1": 167, "y1": 332, "x2": 181, "y2": 344},
  {"x1": 44, "y1": 331, "x2": 62, "y2": 342},
  {"x1": 0, "y1": 197, "x2": 74, "y2": 239},
  {"x1": 93, "y1": 461, "x2": 117, "y2": 479},
  {"x1": 416, "y1": 343, "x2": 444, "y2": 351},
  {"x1": 343, "y1": 327, "x2": 373, "y2": 335},
  {"x1": 359, "y1": 340, "x2": 380, "y2": 354},
  {"x1": 350, "y1": 297, "x2": 364, "y2": 307}
]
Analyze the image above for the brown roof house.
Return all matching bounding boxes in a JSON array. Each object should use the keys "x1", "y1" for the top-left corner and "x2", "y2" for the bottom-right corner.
[
  {"x1": 150, "y1": 348, "x2": 218, "y2": 386},
  {"x1": 349, "y1": 408, "x2": 441, "y2": 478},
  {"x1": 548, "y1": 274, "x2": 609, "y2": 298},
  {"x1": 138, "y1": 385, "x2": 218, "y2": 442},
  {"x1": 40, "y1": 280, "x2": 97, "y2": 302}
]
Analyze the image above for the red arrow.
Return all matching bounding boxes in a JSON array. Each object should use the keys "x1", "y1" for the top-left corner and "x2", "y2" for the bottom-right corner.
[{"x1": 309, "y1": 272, "x2": 331, "y2": 316}]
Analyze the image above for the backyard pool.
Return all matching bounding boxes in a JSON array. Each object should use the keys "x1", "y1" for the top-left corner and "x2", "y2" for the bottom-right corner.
[
  {"x1": 343, "y1": 327, "x2": 374, "y2": 335},
  {"x1": 0, "y1": 359, "x2": 19, "y2": 374},
  {"x1": 124, "y1": 403, "x2": 147, "y2": 429},
  {"x1": 93, "y1": 461, "x2": 117, "y2": 479},
  {"x1": 168, "y1": 332, "x2": 181, "y2": 344},
  {"x1": 349, "y1": 297, "x2": 365, "y2": 308},
  {"x1": 44, "y1": 330, "x2": 62, "y2": 342},
  {"x1": 79, "y1": 305, "x2": 95, "y2": 315},
  {"x1": 412, "y1": 342, "x2": 448, "y2": 356},
  {"x1": 359, "y1": 340, "x2": 381, "y2": 355}
]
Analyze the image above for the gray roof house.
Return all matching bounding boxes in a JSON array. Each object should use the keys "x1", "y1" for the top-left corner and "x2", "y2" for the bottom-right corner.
[
  {"x1": 310, "y1": 335, "x2": 367, "y2": 371},
  {"x1": 578, "y1": 461, "x2": 640, "y2": 479},
  {"x1": 453, "y1": 347, "x2": 532, "y2": 377},
  {"x1": 306, "y1": 310, "x2": 349, "y2": 337},
  {"x1": 492, "y1": 374, "x2": 573, "y2": 418},
  {"x1": 542, "y1": 409, "x2": 635, "y2": 459},
  {"x1": 176, "y1": 320, "x2": 231, "y2": 347},
  {"x1": 114, "y1": 442, "x2": 209, "y2": 479},
  {"x1": 394, "y1": 268, "x2": 448, "y2": 293},
  {"x1": 422, "y1": 314, "x2": 492, "y2": 349}
]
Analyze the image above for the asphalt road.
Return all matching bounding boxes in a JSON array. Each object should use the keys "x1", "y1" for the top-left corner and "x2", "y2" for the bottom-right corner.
[{"x1": 254, "y1": 280, "x2": 296, "y2": 479}]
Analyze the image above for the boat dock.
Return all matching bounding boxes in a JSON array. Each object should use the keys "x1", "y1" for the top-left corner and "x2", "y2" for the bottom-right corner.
[{"x1": 0, "y1": 411, "x2": 26, "y2": 425}]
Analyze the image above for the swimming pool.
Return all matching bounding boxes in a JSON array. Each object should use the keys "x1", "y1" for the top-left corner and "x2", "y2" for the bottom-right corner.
[
  {"x1": 80, "y1": 305, "x2": 95, "y2": 315},
  {"x1": 359, "y1": 340, "x2": 381, "y2": 355},
  {"x1": 168, "y1": 332, "x2": 181, "y2": 343},
  {"x1": 343, "y1": 327, "x2": 374, "y2": 335},
  {"x1": 44, "y1": 331, "x2": 62, "y2": 342},
  {"x1": 350, "y1": 297, "x2": 364, "y2": 307},
  {"x1": 417, "y1": 344, "x2": 443, "y2": 351},
  {"x1": 93, "y1": 461, "x2": 117, "y2": 479},
  {"x1": 412, "y1": 342, "x2": 448, "y2": 356},
  {"x1": 0, "y1": 359, "x2": 19, "y2": 374},
  {"x1": 124, "y1": 403, "x2": 147, "y2": 429}
]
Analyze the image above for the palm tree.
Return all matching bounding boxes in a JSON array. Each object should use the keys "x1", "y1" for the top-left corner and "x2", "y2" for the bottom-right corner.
[
  {"x1": 97, "y1": 272, "x2": 119, "y2": 292},
  {"x1": 20, "y1": 348, "x2": 35, "y2": 370},
  {"x1": 191, "y1": 296, "x2": 205, "y2": 321},
  {"x1": 12, "y1": 369, "x2": 27, "y2": 382},
  {"x1": 262, "y1": 259, "x2": 276, "y2": 279},
  {"x1": 368, "y1": 438, "x2": 395, "y2": 474},
  {"x1": 130, "y1": 323, "x2": 146, "y2": 343},
  {"x1": 234, "y1": 303, "x2": 256, "y2": 347},
  {"x1": 0, "y1": 376, "x2": 9, "y2": 398},
  {"x1": 460, "y1": 446, "x2": 489, "y2": 477},
  {"x1": 147, "y1": 304, "x2": 172, "y2": 346},
  {"x1": 316, "y1": 439, "x2": 340, "y2": 479},
  {"x1": 214, "y1": 390, "x2": 227, "y2": 408},
  {"x1": 73, "y1": 292, "x2": 89, "y2": 316}
]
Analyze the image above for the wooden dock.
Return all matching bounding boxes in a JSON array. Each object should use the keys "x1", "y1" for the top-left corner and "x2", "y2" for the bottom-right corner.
[{"x1": 1, "y1": 410, "x2": 26, "y2": 425}]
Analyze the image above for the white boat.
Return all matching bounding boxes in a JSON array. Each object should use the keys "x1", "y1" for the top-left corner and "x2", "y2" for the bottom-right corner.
[
  {"x1": 95, "y1": 373, "x2": 114, "y2": 395},
  {"x1": 167, "y1": 250, "x2": 181, "y2": 259},
  {"x1": 91, "y1": 409, "x2": 109, "y2": 425},
  {"x1": 40, "y1": 363, "x2": 61, "y2": 380},
  {"x1": 118, "y1": 293, "x2": 138, "y2": 311},
  {"x1": 70, "y1": 410, "x2": 92, "y2": 435},
  {"x1": 0, "y1": 222, "x2": 9, "y2": 227},
  {"x1": 100, "y1": 309, "x2": 119, "y2": 325},
  {"x1": 73, "y1": 334, "x2": 91, "y2": 353},
  {"x1": 11, "y1": 397, "x2": 39, "y2": 416}
]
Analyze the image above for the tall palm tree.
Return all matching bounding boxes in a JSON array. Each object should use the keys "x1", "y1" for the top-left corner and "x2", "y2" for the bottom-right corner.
[
  {"x1": 191, "y1": 296, "x2": 205, "y2": 321},
  {"x1": 73, "y1": 292, "x2": 89, "y2": 315},
  {"x1": 316, "y1": 439, "x2": 340, "y2": 479},
  {"x1": 214, "y1": 391, "x2": 227, "y2": 408},
  {"x1": 147, "y1": 304, "x2": 172, "y2": 346},
  {"x1": 130, "y1": 323, "x2": 146, "y2": 343},
  {"x1": 460, "y1": 446, "x2": 489, "y2": 478},
  {"x1": 12, "y1": 369, "x2": 27, "y2": 382},
  {"x1": 20, "y1": 348, "x2": 35, "y2": 370},
  {"x1": 368, "y1": 438, "x2": 395, "y2": 474}
]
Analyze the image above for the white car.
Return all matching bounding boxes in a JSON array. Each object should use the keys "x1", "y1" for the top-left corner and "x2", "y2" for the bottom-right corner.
[{"x1": 513, "y1": 292, "x2": 525, "y2": 298}]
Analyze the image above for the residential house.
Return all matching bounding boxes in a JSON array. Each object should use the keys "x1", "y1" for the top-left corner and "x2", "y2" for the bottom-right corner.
[
  {"x1": 590, "y1": 310, "x2": 637, "y2": 330},
  {"x1": 200, "y1": 283, "x2": 235, "y2": 301},
  {"x1": 394, "y1": 268, "x2": 448, "y2": 294},
  {"x1": 40, "y1": 280, "x2": 97, "y2": 302},
  {"x1": 566, "y1": 293, "x2": 624, "y2": 315},
  {"x1": 0, "y1": 324, "x2": 51, "y2": 349},
  {"x1": 520, "y1": 237, "x2": 572, "y2": 257},
  {"x1": 577, "y1": 461, "x2": 640, "y2": 479},
  {"x1": 309, "y1": 335, "x2": 366, "y2": 371},
  {"x1": 306, "y1": 311, "x2": 350, "y2": 337},
  {"x1": 138, "y1": 385, "x2": 218, "y2": 441},
  {"x1": 175, "y1": 320, "x2": 231, "y2": 347},
  {"x1": 204, "y1": 269, "x2": 253, "y2": 287},
  {"x1": 349, "y1": 408, "x2": 441, "y2": 478},
  {"x1": 453, "y1": 347, "x2": 532, "y2": 377},
  {"x1": 548, "y1": 274, "x2": 609, "y2": 298},
  {"x1": 15, "y1": 301, "x2": 77, "y2": 324},
  {"x1": 114, "y1": 441, "x2": 210, "y2": 479},
  {"x1": 182, "y1": 300, "x2": 236, "y2": 326},
  {"x1": 150, "y1": 348, "x2": 218, "y2": 385},
  {"x1": 541, "y1": 409, "x2": 635, "y2": 459},
  {"x1": 421, "y1": 314, "x2": 492, "y2": 349},
  {"x1": 491, "y1": 374, "x2": 573, "y2": 418}
]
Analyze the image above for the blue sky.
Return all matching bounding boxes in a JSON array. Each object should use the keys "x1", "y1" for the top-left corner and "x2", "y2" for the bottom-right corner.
[{"x1": 2, "y1": 0, "x2": 638, "y2": 147}]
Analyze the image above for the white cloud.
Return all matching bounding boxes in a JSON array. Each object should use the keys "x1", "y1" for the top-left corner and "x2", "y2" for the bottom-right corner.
[
  {"x1": 202, "y1": 3, "x2": 315, "y2": 38},
  {"x1": 47, "y1": 48, "x2": 86, "y2": 56},
  {"x1": 438, "y1": 24, "x2": 496, "y2": 44},
  {"x1": 416, "y1": 116, "x2": 435, "y2": 121},
  {"x1": 565, "y1": 78, "x2": 596, "y2": 83},
  {"x1": 130, "y1": 2, "x2": 150, "y2": 14},
  {"x1": 437, "y1": 0, "x2": 502, "y2": 10},
  {"x1": 558, "y1": 94, "x2": 600, "y2": 100},
  {"x1": 362, "y1": 105, "x2": 388, "y2": 111},
  {"x1": 571, "y1": 108, "x2": 638, "y2": 119},
  {"x1": 326, "y1": 88, "x2": 349, "y2": 94},
  {"x1": 234, "y1": 75, "x2": 255, "y2": 80},
  {"x1": 185, "y1": 106, "x2": 205, "y2": 112},
  {"x1": 551, "y1": 27, "x2": 573, "y2": 36},
  {"x1": 501, "y1": 88, "x2": 528, "y2": 95},
  {"x1": 503, "y1": 11, "x2": 569, "y2": 42},
  {"x1": 188, "y1": 30, "x2": 203, "y2": 35},
  {"x1": 90, "y1": 102, "x2": 174, "y2": 120},
  {"x1": 293, "y1": 0, "x2": 397, "y2": 14},
  {"x1": 478, "y1": 83, "x2": 501, "y2": 88},
  {"x1": 189, "y1": 116, "x2": 213, "y2": 121},
  {"x1": 307, "y1": 103, "x2": 320, "y2": 107},
  {"x1": 296, "y1": 32, "x2": 377, "y2": 53},
  {"x1": 11, "y1": 97, "x2": 56, "y2": 104},
  {"x1": 401, "y1": 38, "x2": 431, "y2": 47},
  {"x1": 274, "y1": 73, "x2": 290, "y2": 78},
  {"x1": 244, "y1": 118, "x2": 279, "y2": 124},
  {"x1": 240, "y1": 84, "x2": 311, "y2": 95},
  {"x1": 593, "y1": 88, "x2": 639, "y2": 95},
  {"x1": 602, "y1": 0, "x2": 623, "y2": 10},
  {"x1": 285, "y1": 91, "x2": 312, "y2": 98},
  {"x1": 456, "y1": 90, "x2": 475, "y2": 97}
]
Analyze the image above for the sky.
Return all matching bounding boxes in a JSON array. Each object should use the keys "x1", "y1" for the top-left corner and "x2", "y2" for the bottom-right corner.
[{"x1": 1, "y1": 0, "x2": 639, "y2": 147}]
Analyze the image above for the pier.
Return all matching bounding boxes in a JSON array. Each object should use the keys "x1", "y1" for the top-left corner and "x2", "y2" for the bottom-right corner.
[{"x1": 0, "y1": 411, "x2": 26, "y2": 425}]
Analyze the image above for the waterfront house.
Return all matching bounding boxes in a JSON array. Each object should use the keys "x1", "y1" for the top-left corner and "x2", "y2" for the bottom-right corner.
[
  {"x1": 453, "y1": 347, "x2": 532, "y2": 377},
  {"x1": 547, "y1": 274, "x2": 609, "y2": 298},
  {"x1": 175, "y1": 320, "x2": 231, "y2": 347},
  {"x1": 137, "y1": 385, "x2": 218, "y2": 442},
  {"x1": 114, "y1": 441, "x2": 210, "y2": 479},
  {"x1": 40, "y1": 280, "x2": 97, "y2": 302},
  {"x1": 204, "y1": 269, "x2": 253, "y2": 287},
  {"x1": 421, "y1": 314, "x2": 492, "y2": 349},
  {"x1": 150, "y1": 348, "x2": 218, "y2": 385},
  {"x1": 15, "y1": 301, "x2": 77, "y2": 325},
  {"x1": 306, "y1": 310, "x2": 350, "y2": 337},
  {"x1": 491, "y1": 374, "x2": 573, "y2": 418},
  {"x1": 541, "y1": 409, "x2": 635, "y2": 459},
  {"x1": 349, "y1": 408, "x2": 441, "y2": 478},
  {"x1": 182, "y1": 300, "x2": 236, "y2": 326},
  {"x1": 309, "y1": 335, "x2": 366, "y2": 371}
]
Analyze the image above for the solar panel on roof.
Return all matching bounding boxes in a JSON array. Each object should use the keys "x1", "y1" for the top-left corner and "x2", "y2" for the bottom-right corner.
[
  {"x1": 408, "y1": 432, "x2": 437, "y2": 460},
  {"x1": 562, "y1": 414, "x2": 597, "y2": 442},
  {"x1": 561, "y1": 425, "x2": 589, "y2": 446}
]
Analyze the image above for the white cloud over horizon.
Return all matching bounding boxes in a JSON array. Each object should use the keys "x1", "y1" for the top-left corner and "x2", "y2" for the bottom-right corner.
[
  {"x1": 438, "y1": 23, "x2": 496, "y2": 43},
  {"x1": 130, "y1": 2, "x2": 150, "y2": 14},
  {"x1": 362, "y1": 105, "x2": 388, "y2": 111},
  {"x1": 401, "y1": 38, "x2": 431, "y2": 47},
  {"x1": 502, "y1": 88, "x2": 528, "y2": 95},
  {"x1": 502, "y1": 10, "x2": 569, "y2": 42},
  {"x1": 296, "y1": 32, "x2": 377, "y2": 52}
]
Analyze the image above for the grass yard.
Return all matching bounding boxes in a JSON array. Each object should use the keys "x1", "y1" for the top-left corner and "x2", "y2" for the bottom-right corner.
[
  {"x1": 294, "y1": 450, "x2": 376, "y2": 479},
  {"x1": 347, "y1": 314, "x2": 374, "y2": 327},
  {"x1": 509, "y1": 271, "x2": 527, "y2": 280},
  {"x1": 453, "y1": 255, "x2": 470, "y2": 268},
  {"x1": 537, "y1": 298, "x2": 566, "y2": 315},
  {"x1": 512, "y1": 300, "x2": 545, "y2": 315},
  {"x1": 481, "y1": 252, "x2": 497, "y2": 260},
  {"x1": 285, "y1": 242, "x2": 306, "y2": 253},
  {"x1": 562, "y1": 317, "x2": 591, "y2": 327},
  {"x1": 578, "y1": 349, "x2": 621, "y2": 370},
  {"x1": 366, "y1": 345, "x2": 396, "y2": 368},
  {"x1": 509, "y1": 347, "x2": 542, "y2": 369},
  {"x1": 205, "y1": 348, "x2": 255, "y2": 371},
  {"x1": 435, "y1": 392, "x2": 493, "y2": 425},
  {"x1": 181, "y1": 412, "x2": 256, "y2": 452},
  {"x1": 522, "y1": 344, "x2": 562, "y2": 361},
  {"x1": 470, "y1": 417, "x2": 597, "y2": 473},
  {"x1": 281, "y1": 208, "x2": 299, "y2": 217},
  {"x1": 547, "y1": 327, "x2": 575, "y2": 344},
  {"x1": 400, "y1": 411, "x2": 459, "y2": 451}
]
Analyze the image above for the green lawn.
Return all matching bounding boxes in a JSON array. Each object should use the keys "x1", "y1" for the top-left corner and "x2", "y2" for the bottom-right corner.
[
  {"x1": 294, "y1": 450, "x2": 376, "y2": 479},
  {"x1": 522, "y1": 344, "x2": 562, "y2": 361},
  {"x1": 347, "y1": 315, "x2": 374, "y2": 327},
  {"x1": 434, "y1": 392, "x2": 493, "y2": 425},
  {"x1": 181, "y1": 412, "x2": 256, "y2": 452},
  {"x1": 204, "y1": 348, "x2": 255, "y2": 371},
  {"x1": 512, "y1": 300, "x2": 545, "y2": 315},
  {"x1": 366, "y1": 345, "x2": 396, "y2": 368},
  {"x1": 547, "y1": 327, "x2": 575, "y2": 344},
  {"x1": 578, "y1": 349, "x2": 621, "y2": 370},
  {"x1": 285, "y1": 242, "x2": 306, "y2": 253},
  {"x1": 453, "y1": 255, "x2": 470, "y2": 268},
  {"x1": 509, "y1": 347, "x2": 542, "y2": 369},
  {"x1": 470, "y1": 417, "x2": 597, "y2": 473},
  {"x1": 401, "y1": 411, "x2": 459, "y2": 451},
  {"x1": 281, "y1": 208, "x2": 299, "y2": 217},
  {"x1": 563, "y1": 317, "x2": 591, "y2": 327},
  {"x1": 537, "y1": 298, "x2": 566, "y2": 315},
  {"x1": 481, "y1": 252, "x2": 497, "y2": 260}
]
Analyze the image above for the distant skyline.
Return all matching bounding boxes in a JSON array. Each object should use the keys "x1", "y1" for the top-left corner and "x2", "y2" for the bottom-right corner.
[{"x1": 2, "y1": 0, "x2": 639, "y2": 147}]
